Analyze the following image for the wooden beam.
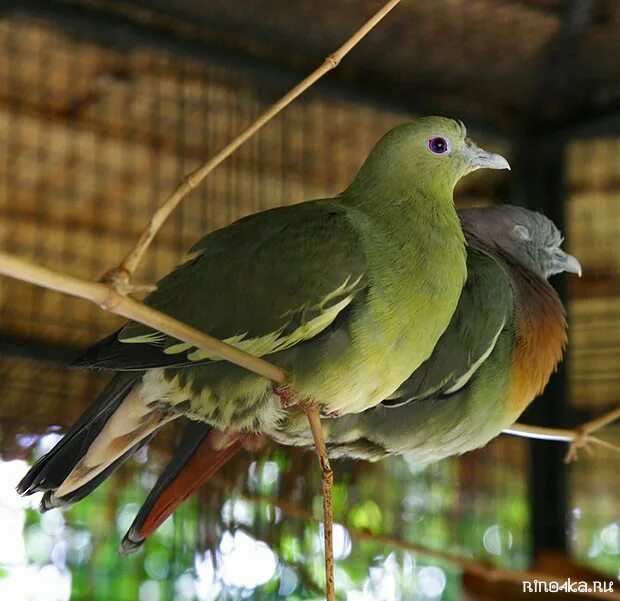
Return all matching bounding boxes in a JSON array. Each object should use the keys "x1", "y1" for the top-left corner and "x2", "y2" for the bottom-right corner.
[
  {"x1": 570, "y1": 273, "x2": 620, "y2": 300},
  {"x1": 0, "y1": 334, "x2": 80, "y2": 363},
  {"x1": 512, "y1": 137, "x2": 570, "y2": 554}
]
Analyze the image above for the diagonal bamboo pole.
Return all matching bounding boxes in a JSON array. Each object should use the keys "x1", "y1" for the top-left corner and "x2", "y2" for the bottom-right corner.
[
  {"x1": 7, "y1": 5, "x2": 408, "y2": 598},
  {"x1": 102, "y1": 0, "x2": 404, "y2": 293}
]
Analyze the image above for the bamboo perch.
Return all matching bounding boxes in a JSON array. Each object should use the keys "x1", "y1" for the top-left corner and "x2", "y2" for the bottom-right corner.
[
  {"x1": 504, "y1": 406, "x2": 620, "y2": 443},
  {"x1": 4, "y1": 250, "x2": 619, "y2": 454},
  {"x1": 504, "y1": 409, "x2": 620, "y2": 463}
]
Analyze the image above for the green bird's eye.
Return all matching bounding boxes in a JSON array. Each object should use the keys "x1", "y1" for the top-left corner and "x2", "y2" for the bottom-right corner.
[{"x1": 428, "y1": 136, "x2": 449, "y2": 154}]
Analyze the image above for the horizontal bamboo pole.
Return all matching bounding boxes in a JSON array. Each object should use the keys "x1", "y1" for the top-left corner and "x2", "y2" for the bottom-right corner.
[
  {"x1": 1, "y1": 249, "x2": 618, "y2": 458},
  {"x1": 0, "y1": 251, "x2": 285, "y2": 384}
]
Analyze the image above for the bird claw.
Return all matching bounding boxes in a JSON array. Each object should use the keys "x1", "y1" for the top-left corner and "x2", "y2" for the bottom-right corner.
[
  {"x1": 273, "y1": 385, "x2": 300, "y2": 408},
  {"x1": 273, "y1": 385, "x2": 339, "y2": 418},
  {"x1": 564, "y1": 427, "x2": 593, "y2": 463},
  {"x1": 323, "y1": 410, "x2": 342, "y2": 419}
]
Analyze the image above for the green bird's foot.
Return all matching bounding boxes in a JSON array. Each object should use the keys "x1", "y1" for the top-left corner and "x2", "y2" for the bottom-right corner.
[{"x1": 273, "y1": 384, "x2": 300, "y2": 408}]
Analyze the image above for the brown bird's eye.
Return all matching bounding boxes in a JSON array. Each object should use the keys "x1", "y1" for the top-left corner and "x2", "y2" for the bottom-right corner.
[{"x1": 428, "y1": 137, "x2": 448, "y2": 154}]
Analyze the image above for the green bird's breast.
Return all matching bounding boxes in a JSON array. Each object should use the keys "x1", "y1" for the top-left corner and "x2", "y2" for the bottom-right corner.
[{"x1": 290, "y1": 203, "x2": 467, "y2": 415}]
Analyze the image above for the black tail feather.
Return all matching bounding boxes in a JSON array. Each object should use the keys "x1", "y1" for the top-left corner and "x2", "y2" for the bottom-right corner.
[
  {"x1": 70, "y1": 330, "x2": 196, "y2": 371},
  {"x1": 39, "y1": 433, "x2": 155, "y2": 512},
  {"x1": 17, "y1": 372, "x2": 141, "y2": 496}
]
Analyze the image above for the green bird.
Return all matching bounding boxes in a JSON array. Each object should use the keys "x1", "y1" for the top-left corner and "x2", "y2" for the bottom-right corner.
[
  {"x1": 107, "y1": 205, "x2": 579, "y2": 552},
  {"x1": 17, "y1": 117, "x2": 509, "y2": 508}
]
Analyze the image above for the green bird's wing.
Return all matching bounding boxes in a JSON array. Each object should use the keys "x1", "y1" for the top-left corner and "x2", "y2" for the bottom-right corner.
[
  {"x1": 383, "y1": 238, "x2": 514, "y2": 406},
  {"x1": 74, "y1": 201, "x2": 368, "y2": 370}
]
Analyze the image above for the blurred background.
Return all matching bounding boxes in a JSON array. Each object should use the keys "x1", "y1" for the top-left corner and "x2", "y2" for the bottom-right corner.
[{"x1": 0, "y1": 1, "x2": 619, "y2": 599}]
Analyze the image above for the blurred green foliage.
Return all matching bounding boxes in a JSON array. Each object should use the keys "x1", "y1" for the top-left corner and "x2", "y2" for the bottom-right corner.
[{"x1": 0, "y1": 434, "x2": 617, "y2": 600}]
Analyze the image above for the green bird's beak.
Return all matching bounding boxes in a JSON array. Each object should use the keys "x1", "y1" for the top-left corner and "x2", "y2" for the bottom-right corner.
[{"x1": 464, "y1": 142, "x2": 511, "y2": 171}]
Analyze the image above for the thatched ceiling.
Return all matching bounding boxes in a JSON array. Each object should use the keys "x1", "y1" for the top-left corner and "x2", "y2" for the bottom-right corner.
[{"x1": 10, "y1": 0, "x2": 620, "y2": 135}]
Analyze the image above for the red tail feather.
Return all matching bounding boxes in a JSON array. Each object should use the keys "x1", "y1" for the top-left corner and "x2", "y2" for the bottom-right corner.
[{"x1": 137, "y1": 434, "x2": 243, "y2": 539}]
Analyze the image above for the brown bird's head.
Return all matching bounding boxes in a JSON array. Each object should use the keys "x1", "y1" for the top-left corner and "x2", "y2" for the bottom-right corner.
[{"x1": 459, "y1": 205, "x2": 582, "y2": 280}]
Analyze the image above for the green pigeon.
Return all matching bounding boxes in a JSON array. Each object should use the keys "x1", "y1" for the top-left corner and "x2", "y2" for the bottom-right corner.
[
  {"x1": 17, "y1": 117, "x2": 509, "y2": 509},
  {"x1": 106, "y1": 205, "x2": 579, "y2": 552}
]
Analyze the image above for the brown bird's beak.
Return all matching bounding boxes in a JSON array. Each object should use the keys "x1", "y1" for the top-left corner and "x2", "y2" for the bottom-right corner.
[{"x1": 554, "y1": 250, "x2": 582, "y2": 277}]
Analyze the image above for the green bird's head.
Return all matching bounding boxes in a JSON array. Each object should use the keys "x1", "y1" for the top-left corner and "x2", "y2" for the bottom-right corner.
[
  {"x1": 350, "y1": 116, "x2": 510, "y2": 197},
  {"x1": 460, "y1": 205, "x2": 582, "y2": 280}
]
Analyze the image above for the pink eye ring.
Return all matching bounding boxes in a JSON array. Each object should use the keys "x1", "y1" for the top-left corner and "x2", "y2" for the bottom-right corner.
[{"x1": 428, "y1": 136, "x2": 449, "y2": 154}]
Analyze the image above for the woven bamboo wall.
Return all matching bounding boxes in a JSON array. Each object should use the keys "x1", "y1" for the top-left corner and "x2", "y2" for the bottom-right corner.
[
  {"x1": 0, "y1": 7, "x2": 618, "y2": 593},
  {"x1": 0, "y1": 14, "x2": 507, "y2": 429},
  {"x1": 568, "y1": 138, "x2": 620, "y2": 409}
]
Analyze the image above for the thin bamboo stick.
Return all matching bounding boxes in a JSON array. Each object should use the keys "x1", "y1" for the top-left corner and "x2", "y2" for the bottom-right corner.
[{"x1": 103, "y1": 0, "x2": 404, "y2": 291}]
